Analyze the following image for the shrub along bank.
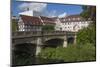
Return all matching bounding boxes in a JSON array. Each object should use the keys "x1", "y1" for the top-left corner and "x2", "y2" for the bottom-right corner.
[{"x1": 38, "y1": 44, "x2": 96, "y2": 62}]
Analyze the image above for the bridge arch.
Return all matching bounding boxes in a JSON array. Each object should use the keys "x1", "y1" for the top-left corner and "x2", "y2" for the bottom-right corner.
[
  {"x1": 12, "y1": 43, "x2": 39, "y2": 65},
  {"x1": 12, "y1": 43, "x2": 37, "y2": 57},
  {"x1": 43, "y1": 38, "x2": 64, "y2": 48},
  {"x1": 67, "y1": 37, "x2": 74, "y2": 44},
  {"x1": 44, "y1": 36, "x2": 65, "y2": 42}
]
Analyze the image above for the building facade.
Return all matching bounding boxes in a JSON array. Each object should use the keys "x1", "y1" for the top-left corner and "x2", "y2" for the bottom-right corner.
[
  {"x1": 18, "y1": 15, "x2": 55, "y2": 31},
  {"x1": 55, "y1": 15, "x2": 92, "y2": 32},
  {"x1": 18, "y1": 10, "x2": 92, "y2": 32}
]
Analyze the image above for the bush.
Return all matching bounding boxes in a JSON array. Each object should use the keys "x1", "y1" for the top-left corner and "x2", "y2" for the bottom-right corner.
[
  {"x1": 12, "y1": 19, "x2": 18, "y2": 32},
  {"x1": 39, "y1": 44, "x2": 96, "y2": 62},
  {"x1": 12, "y1": 43, "x2": 36, "y2": 66},
  {"x1": 42, "y1": 25, "x2": 55, "y2": 31},
  {"x1": 77, "y1": 24, "x2": 96, "y2": 46}
]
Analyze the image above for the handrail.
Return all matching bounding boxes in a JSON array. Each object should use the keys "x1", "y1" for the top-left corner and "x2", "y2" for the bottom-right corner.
[{"x1": 12, "y1": 31, "x2": 76, "y2": 38}]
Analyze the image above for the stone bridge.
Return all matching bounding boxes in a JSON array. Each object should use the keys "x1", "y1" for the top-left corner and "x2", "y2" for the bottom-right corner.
[{"x1": 12, "y1": 31, "x2": 77, "y2": 55}]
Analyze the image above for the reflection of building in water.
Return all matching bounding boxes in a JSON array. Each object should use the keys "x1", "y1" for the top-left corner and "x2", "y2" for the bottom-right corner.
[{"x1": 18, "y1": 10, "x2": 92, "y2": 32}]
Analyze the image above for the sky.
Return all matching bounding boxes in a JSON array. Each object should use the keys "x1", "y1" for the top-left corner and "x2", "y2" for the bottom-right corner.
[{"x1": 11, "y1": 0, "x2": 83, "y2": 17}]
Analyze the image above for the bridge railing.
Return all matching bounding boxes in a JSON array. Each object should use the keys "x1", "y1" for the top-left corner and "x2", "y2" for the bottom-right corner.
[
  {"x1": 12, "y1": 31, "x2": 76, "y2": 38},
  {"x1": 12, "y1": 31, "x2": 41, "y2": 37},
  {"x1": 43, "y1": 31, "x2": 67, "y2": 35}
]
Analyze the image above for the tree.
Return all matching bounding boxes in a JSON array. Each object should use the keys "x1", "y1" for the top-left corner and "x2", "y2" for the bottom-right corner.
[
  {"x1": 42, "y1": 25, "x2": 55, "y2": 31},
  {"x1": 12, "y1": 19, "x2": 18, "y2": 32},
  {"x1": 77, "y1": 25, "x2": 96, "y2": 45},
  {"x1": 77, "y1": 6, "x2": 96, "y2": 45},
  {"x1": 80, "y1": 6, "x2": 96, "y2": 21}
]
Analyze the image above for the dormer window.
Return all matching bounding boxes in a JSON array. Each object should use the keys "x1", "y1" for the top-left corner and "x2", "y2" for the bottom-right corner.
[
  {"x1": 77, "y1": 18, "x2": 80, "y2": 20},
  {"x1": 68, "y1": 18, "x2": 70, "y2": 21},
  {"x1": 63, "y1": 19, "x2": 65, "y2": 21},
  {"x1": 66, "y1": 19, "x2": 67, "y2": 21},
  {"x1": 73, "y1": 18, "x2": 75, "y2": 20}
]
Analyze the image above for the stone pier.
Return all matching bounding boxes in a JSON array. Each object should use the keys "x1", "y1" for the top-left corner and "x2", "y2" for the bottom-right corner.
[
  {"x1": 63, "y1": 36, "x2": 68, "y2": 48},
  {"x1": 35, "y1": 38, "x2": 42, "y2": 56},
  {"x1": 73, "y1": 33, "x2": 77, "y2": 45}
]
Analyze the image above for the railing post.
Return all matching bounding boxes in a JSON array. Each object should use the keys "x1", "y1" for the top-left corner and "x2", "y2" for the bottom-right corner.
[{"x1": 73, "y1": 32, "x2": 77, "y2": 45}]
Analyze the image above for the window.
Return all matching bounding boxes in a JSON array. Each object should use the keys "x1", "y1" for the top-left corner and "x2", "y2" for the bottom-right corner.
[
  {"x1": 60, "y1": 28, "x2": 62, "y2": 30},
  {"x1": 73, "y1": 18, "x2": 75, "y2": 20},
  {"x1": 77, "y1": 18, "x2": 80, "y2": 20},
  {"x1": 63, "y1": 19, "x2": 65, "y2": 21},
  {"x1": 82, "y1": 22, "x2": 85, "y2": 24},
  {"x1": 68, "y1": 18, "x2": 70, "y2": 21},
  {"x1": 68, "y1": 22, "x2": 70, "y2": 25}
]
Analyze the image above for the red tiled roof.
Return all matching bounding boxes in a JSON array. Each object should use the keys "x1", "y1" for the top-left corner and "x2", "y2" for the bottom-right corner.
[
  {"x1": 20, "y1": 15, "x2": 91, "y2": 25},
  {"x1": 40, "y1": 16, "x2": 56, "y2": 24},
  {"x1": 20, "y1": 15, "x2": 55, "y2": 25},
  {"x1": 20, "y1": 15, "x2": 42, "y2": 25},
  {"x1": 40, "y1": 16, "x2": 55, "y2": 22},
  {"x1": 59, "y1": 15, "x2": 90, "y2": 22}
]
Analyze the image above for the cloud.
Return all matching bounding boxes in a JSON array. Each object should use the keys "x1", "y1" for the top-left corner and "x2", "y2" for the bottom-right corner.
[
  {"x1": 47, "y1": 10, "x2": 57, "y2": 17},
  {"x1": 19, "y1": 2, "x2": 47, "y2": 12},
  {"x1": 58, "y1": 12, "x2": 67, "y2": 18},
  {"x1": 18, "y1": 2, "x2": 58, "y2": 17},
  {"x1": 18, "y1": 2, "x2": 67, "y2": 18},
  {"x1": 18, "y1": 3, "x2": 29, "y2": 11}
]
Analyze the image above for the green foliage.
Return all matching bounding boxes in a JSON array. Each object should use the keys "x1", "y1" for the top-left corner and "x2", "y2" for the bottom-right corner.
[
  {"x1": 42, "y1": 25, "x2": 55, "y2": 31},
  {"x1": 39, "y1": 44, "x2": 96, "y2": 62},
  {"x1": 77, "y1": 5, "x2": 96, "y2": 48},
  {"x1": 12, "y1": 50, "x2": 34, "y2": 65},
  {"x1": 12, "y1": 19, "x2": 17, "y2": 32},
  {"x1": 81, "y1": 6, "x2": 96, "y2": 21},
  {"x1": 77, "y1": 24, "x2": 96, "y2": 46},
  {"x1": 12, "y1": 43, "x2": 36, "y2": 65}
]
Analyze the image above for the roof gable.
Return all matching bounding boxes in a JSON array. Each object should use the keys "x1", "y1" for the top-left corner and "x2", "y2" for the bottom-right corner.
[{"x1": 20, "y1": 15, "x2": 55, "y2": 25}]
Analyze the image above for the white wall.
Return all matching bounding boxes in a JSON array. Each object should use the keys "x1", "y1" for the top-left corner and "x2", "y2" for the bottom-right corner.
[
  {"x1": 18, "y1": 17, "x2": 25, "y2": 31},
  {"x1": 55, "y1": 20, "x2": 90, "y2": 32},
  {"x1": 19, "y1": 10, "x2": 34, "y2": 16}
]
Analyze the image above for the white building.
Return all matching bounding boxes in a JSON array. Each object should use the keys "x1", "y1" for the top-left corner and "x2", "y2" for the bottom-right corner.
[
  {"x1": 18, "y1": 10, "x2": 92, "y2": 32},
  {"x1": 19, "y1": 10, "x2": 42, "y2": 17},
  {"x1": 18, "y1": 15, "x2": 55, "y2": 31},
  {"x1": 55, "y1": 15, "x2": 92, "y2": 32}
]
